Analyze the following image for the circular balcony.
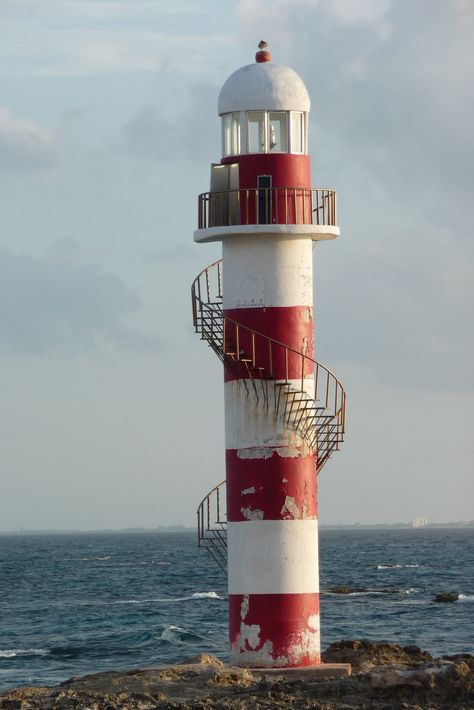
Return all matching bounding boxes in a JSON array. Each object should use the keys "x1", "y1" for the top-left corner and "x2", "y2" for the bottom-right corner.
[{"x1": 194, "y1": 187, "x2": 339, "y2": 243}]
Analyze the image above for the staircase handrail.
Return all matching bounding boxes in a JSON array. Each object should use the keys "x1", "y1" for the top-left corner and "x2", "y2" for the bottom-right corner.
[{"x1": 192, "y1": 260, "x2": 346, "y2": 439}]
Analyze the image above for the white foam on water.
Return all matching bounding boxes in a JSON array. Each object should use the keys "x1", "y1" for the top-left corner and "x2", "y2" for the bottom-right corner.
[
  {"x1": 114, "y1": 591, "x2": 224, "y2": 605},
  {"x1": 0, "y1": 649, "x2": 50, "y2": 658},
  {"x1": 377, "y1": 563, "x2": 419, "y2": 570},
  {"x1": 458, "y1": 594, "x2": 474, "y2": 602},
  {"x1": 160, "y1": 625, "x2": 186, "y2": 643}
]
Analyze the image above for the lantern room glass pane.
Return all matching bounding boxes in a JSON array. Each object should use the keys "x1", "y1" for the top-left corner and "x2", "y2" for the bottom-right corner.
[
  {"x1": 223, "y1": 113, "x2": 240, "y2": 156},
  {"x1": 290, "y1": 112, "x2": 304, "y2": 153},
  {"x1": 231, "y1": 112, "x2": 240, "y2": 154},
  {"x1": 223, "y1": 114, "x2": 232, "y2": 156},
  {"x1": 269, "y1": 112, "x2": 288, "y2": 152},
  {"x1": 248, "y1": 111, "x2": 265, "y2": 153}
]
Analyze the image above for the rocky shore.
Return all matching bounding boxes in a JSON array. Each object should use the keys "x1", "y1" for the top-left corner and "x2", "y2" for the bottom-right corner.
[{"x1": 0, "y1": 641, "x2": 472, "y2": 709}]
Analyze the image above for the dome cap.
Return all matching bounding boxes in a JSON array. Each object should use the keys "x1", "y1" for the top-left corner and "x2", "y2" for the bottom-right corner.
[{"x1": 218, "y1": 62, "x2": 310, "y2": 115}]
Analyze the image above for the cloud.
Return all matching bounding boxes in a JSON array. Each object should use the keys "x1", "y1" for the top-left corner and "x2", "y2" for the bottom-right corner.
[
  {"x1": 0, "y1": 248, "x2": 160, "y2": 353},
  {"x1": 236, "y1": 0, "x2": 473, "y2": 391},
  {"x1": 0, "y1": 108, "x2": 61, "y2": 171},
  {"x1": 0, "y1": 1, "x2": 233, "y2": 78},
  {"x1": 317, "y1": 223, "x2": 474, "y2": 390},
  {"x1": 118, "y1": 81, "x2": 220, "y2": 163}
]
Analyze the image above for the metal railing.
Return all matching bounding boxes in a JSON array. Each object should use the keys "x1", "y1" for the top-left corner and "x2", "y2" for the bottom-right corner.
[
  {"x1": 197, "y1": 480, "x2": 227, "y2": 572},
  {"x1": 193, "y1": 259, "x2": 346, "y2": 571},
  {"x1": 198, "y1": 187, "x2": 337, "y2": 229},
  {"x1": 192, "y1": 259, "x2": 345, "y2": 458}
]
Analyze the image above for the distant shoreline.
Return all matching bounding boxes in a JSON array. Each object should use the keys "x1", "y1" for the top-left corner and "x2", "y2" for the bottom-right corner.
[{"x1": 0, "y1": 522, "x2": 473, "y2": 535}]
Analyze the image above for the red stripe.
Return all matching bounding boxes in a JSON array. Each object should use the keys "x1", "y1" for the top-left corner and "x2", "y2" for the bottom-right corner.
[
  {"x1": 229, "y1": 593, "x2": 320, "y2": 667},
  {"x1": 223, "y1": 305, "x2": 314, "y2": 382},
  {"x1": 221, "y1": 154, "x2": 311, "y2": 190},
  {"x1": 226, "y1": 449, "x2": 317, "y2": 522}
]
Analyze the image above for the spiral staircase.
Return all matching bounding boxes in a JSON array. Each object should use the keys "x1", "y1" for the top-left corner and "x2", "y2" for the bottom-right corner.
[{"x1": 193, "y1": 258, "x2": 346, "y2": 573}]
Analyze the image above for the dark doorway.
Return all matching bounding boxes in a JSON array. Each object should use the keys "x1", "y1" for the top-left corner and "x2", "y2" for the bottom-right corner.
[{"x1": 257, "y1": 175, "x2": 272, "y2": 224}]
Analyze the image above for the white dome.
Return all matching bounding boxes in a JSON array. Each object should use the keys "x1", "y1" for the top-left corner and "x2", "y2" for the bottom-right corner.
[{"x1": 218, "y1": 62, "x2": 310, "y2": 115}]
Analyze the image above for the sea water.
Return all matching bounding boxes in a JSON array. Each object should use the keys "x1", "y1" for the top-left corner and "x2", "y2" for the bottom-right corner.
[{"x1": 0, "y1": 528, "x2": 472, "y2": 690}]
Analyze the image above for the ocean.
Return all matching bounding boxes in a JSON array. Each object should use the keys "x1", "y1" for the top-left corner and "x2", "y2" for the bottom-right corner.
[{"x1": 0, "y1": 528, "x2": 472, "y2": 691}]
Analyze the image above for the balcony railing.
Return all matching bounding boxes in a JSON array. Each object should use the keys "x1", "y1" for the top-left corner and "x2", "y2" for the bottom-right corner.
[{"x1": 198, "y1": 187, "x2": 337, "y2": 230}]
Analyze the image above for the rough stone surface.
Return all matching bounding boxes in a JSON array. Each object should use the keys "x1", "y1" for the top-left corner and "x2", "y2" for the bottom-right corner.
[
  {"x1": 0, "y1": 641, "x2": 472, "y2": 710},
  {"x1": 433, "y1": 592, "x2": 459, "y2": 603}
]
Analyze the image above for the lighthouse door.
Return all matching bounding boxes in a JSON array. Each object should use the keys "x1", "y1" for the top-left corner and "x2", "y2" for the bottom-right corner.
[
  {"x1": 257, "y1": 175, "x2": 272, "y2": 224},
  {"x1": 209, "y1": 163, "x2": 239, "y2": 226}
]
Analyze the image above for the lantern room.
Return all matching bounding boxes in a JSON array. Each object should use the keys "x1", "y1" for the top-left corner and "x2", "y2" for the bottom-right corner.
[{"x1": 194, "y1": 49, "x2": 339, "y2": 242}]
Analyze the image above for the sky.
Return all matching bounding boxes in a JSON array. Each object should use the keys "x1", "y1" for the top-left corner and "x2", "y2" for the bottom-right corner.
[{"x1": 0, "y1": 0, "x2": 472, "y2": 530}]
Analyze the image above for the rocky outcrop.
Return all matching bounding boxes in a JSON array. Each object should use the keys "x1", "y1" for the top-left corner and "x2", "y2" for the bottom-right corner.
[
  {"x1": 433, "y1": 592, "x2": 459, "y2": 603},
  {"x1": 0, "y1": 644, "x2": 472, "y2": 710}
]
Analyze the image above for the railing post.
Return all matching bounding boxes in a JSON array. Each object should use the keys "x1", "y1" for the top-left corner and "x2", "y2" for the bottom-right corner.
[{"x1": 217, "y1": 261, "x2": 222, "y2": 299}]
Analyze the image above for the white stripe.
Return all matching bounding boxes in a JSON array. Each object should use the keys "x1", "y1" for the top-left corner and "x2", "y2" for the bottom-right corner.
[
  {"x1": 225, "y1": 378, "x2": 314, "y2": 451},
  {"x1": 227, "y1": 519, "x2": 319, "y2": 595},
  {"x1": 222, "y1": 235, "x2": 313, "y2": 309}
]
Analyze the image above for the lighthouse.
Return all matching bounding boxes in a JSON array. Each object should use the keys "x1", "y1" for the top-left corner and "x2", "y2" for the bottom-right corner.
[{"x1": 192, "y1": 44, "x2": 346, "y2": 668}]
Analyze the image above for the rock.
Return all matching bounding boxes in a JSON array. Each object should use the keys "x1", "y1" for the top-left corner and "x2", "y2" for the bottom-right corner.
[
  {"x1": 322, "y1": 639, "x2": 432, "y2": 671},
  {"x1": 433, "y1": 592, "x2": 459, "y2": 603},
  {"x1": 0, "y1": 644, "x2": 472, "y2": 709},
  {"x1": 181, "y1": 653, "x2": 225, "y2": 666}
]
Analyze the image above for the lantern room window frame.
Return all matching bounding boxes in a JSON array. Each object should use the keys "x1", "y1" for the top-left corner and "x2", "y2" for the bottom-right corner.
[{"x1": 221, "y1": 110, "x2": 307, "y2": 157}]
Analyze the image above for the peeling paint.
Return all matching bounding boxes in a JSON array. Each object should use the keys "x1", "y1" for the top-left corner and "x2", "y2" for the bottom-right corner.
[
  {"x1": 241, "y1": 486, "x2": 256, "y2": 496},
  {"x1": 239, "y1": 622, "x2": 261, "y2": 650},
  {"x1": 240, "y1": 507, "x2": 264, "y2": 521},
  {"x1": 286, "y1": 627, "x2": 320, "y2": 665},
  {"x1": 282, "y1": 478, "x2": 288, "y2": 483},
  {"x1": 240, "y1": 595, "x2": 249, "y2": 621},
  {"x1": 301, "y1": 306, "x2": 313, "y2": 324},
  {"x1": 280, "y1": 495, "x2": 314, "y2": 520},
  {"x1": 307, "y1": 614, "x2": 319, "y2": 631},
  {"x1": 280, "y1": 495, "x2": 301, "y2": 519},
  {"x1": 237, "y1": 445, "x2": 301, "y2": 460},
  {"x1": 231, "y1": 637, "x2": 282, "y2": 667}
]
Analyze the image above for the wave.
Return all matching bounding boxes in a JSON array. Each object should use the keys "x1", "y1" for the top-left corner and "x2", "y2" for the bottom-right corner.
[
  {"x1": 159, "y1": 625, "x2": 209, "y2": 645},
  {"x1": 324, "y1": 586, "x2": 417, "y2": 596},
  {"x1": 458, "y1": 594, "x2": 474, "y2": 603},
  {"x1": 114, "y1": 591, "x2": 224, "y2": 605},
  {"x1": 376, "y1": 563, "x2": 420, "y2": 570},
  {"x1": 0, "y1": 648, "x2": 50, "y2": 659}
]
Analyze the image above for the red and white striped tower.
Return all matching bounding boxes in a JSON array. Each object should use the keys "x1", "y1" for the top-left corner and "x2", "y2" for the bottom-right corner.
[{"x1": 194, "y1": 45, "x2": 340, "y2": 668}]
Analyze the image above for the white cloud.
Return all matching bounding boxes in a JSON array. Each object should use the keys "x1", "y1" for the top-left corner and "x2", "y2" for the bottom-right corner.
[
  {"x1": 0, "y1": 248, "x2": 160, "y2": 353},
  {"x1": 0, "y1": 0, "x2": 234, "y2": 77},
  {"x1": 0, "y1": 108, "x2": 60, "y2": 171}
]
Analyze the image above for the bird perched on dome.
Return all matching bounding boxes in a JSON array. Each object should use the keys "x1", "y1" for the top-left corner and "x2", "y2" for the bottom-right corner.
[{"x1": 256, "y1": 40, "x2": 271, "y2": 63}]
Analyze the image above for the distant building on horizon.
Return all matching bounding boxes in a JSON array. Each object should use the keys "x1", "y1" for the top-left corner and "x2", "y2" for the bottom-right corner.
[{"x1": 412, "y1": 516, "x2": 429, "y2": 528}]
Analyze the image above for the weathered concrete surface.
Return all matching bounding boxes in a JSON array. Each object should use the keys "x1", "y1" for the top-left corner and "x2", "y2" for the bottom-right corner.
[{"x1": 0, "y1": 642, "x2": 473, "y2": 709}]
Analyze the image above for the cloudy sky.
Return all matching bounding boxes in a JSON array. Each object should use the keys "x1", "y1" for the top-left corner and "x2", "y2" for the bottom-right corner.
[{"x1": 0, "y1": 0, "x2": 472, "y2": 530}]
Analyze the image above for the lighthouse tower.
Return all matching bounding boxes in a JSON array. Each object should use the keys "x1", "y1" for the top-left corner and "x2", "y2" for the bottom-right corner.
[{"x1": 192, "y1": 45, "x2": 345, "y2": 668}]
